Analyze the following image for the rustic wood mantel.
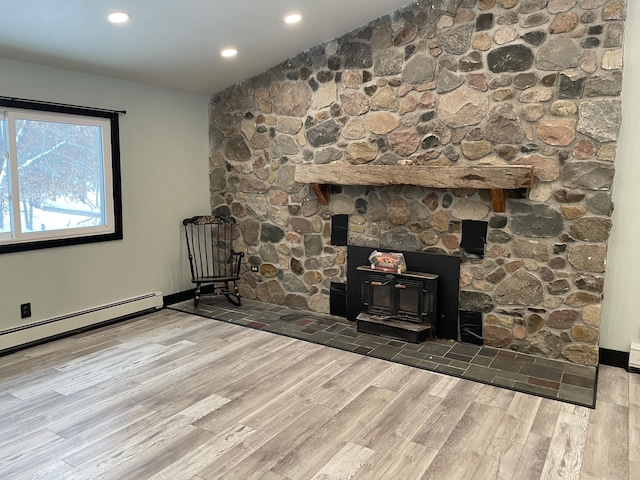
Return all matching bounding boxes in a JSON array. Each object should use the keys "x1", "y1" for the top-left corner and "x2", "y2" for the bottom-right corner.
[{"x1": 294, "y1": 163, "x2": 534, "y2": 213}]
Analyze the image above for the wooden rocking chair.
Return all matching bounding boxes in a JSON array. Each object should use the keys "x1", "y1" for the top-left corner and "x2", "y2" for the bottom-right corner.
[{"x1": 183, "y1": 215, "x2": 244, "y2": 307}]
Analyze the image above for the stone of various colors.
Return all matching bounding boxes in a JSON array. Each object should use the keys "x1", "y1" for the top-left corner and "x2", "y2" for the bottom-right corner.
[
  {"x1": 387, "y1": 128, "x2": 421, "y2": 156},
  {"x1": 512, "y1": 238, "x2": 550, "y2": 262},
  {"x1": 260, "y1": 224, "x2": 285, "y2": 243},
  {"x1": 402, "y1": 54, "x2": 436, "y2": 84},
  {"x1": 571, "y1": 324, "x2": 598, "y2": 343},
  {"x1": 225, "y1": 135, "x2": 252, "y2": 161},
  {"x1": 260, "y1": 264, "x2": 278, "y2": 278},
  {"x1": 314, "y1": 147, "x2": 343, "y2": 164},
  {"x1": 537, "y1": 118, "x2": 576, "y2": 146},
  {"x1": 562, "y1": 162, "x2": 615, "y2": 191},
  {"x1": 484, "y1": 103, "x2": 525, "y2": 143},
  {"x1": 574, "y1": 274, "x2": 605, "y2": 293},
  {"x1": 343, "y1": 41, "x2": 373, "y2": 69},
  {"x1": 240, "y1": 218, "x2": 261, "y2": 246},
  {"x1": 602, "y1": 49, "x2": 623, "y2": 70},
  {"x1": 549, "y1": 0, "x2": 578, "y2": 14},
  {"x1": 459, "y1": 51, "x2": 484, "y2": 72},
  {"x1": 585, "y1": 72, "x2": 623, "y2": 97},
  {"x1": 340, "y1": 92, "x2": 370, "y2": 116},
  {"x1": 519, "y1": 0, "x2": 547, "y2": 13},
  {"x1": 483, "y1": 325, "x2": 512, "y2": 348},
  {"x1": 394, "y1": 25, "x2": 418, "y2": 46},
  {"x1": 523, "y1": 30, "x2": 547, "y2": 46},
  {"x1": 210, "y1": 126, "x2": 225, "y2": 149},
  {"x1": 439, "y1": 85, "x2": 489, "y2": 128},
  {"x1": 460, "y1": 290, "x2": 495, "y2": 312},
  {"x1": 567, "y1": 244, "x2": 607, "y2": 272},
  {"x1": 605, "y1": 21, "x2": 625, "y2": 48},
  {"x1": 548, "y1": 279, "x2": 571, "y2": 295},
  {"x1": 521, "y1": 12, "x2": 550, "y2": 28},
  {"x1": 562, "y1": 344, "x2": 598, "y2": 366},
  {"x1": 256, "y1": 280, "x2": 286, "y2": 305},
  {"x1": 537, "y1": 36, "x2": 581, "y2": 70},
  {"x1": 272, "y1": 135, "x2": 299, "y2": 157},
  {"x1": 519, "y1": 87, "x2": 555, "y2": 103},
  {"x1": 342, "y1": 119, "x2": 366, "y2": 140},
  {"x1": 273, "y1": 83, "x2": 312, "y2": 117},
  {"x1": 570, "y1": 217, "x2": 612, "y2": 242},
  {"x1": 290, "y1": 218, "x2": 313, "y2": 234},
  {"x1": 437, "y1": 70, "x2": 465, "y2": 94},
  {"x1": 573, "y1": 138, "x2": 596, "y2": 159},
  {"x1": 511, "y1": 204, "x2": 563, "y2": 238},
  {"x1": 550, "y1": 100, "x2": 578, "y2": 116},
  {"x1": 277, "y1": 117, "x2": 303, "y2": 134},
  {"x1": 389, "y1": 199, "x2": 411, "y2": 226},
  {"x1": 374, "y1": 50, "x2": 403, "y2": 76},
  {"x1": 587, "y1": 193, "x2": 614, "y2": 216},
  {"x1": 548, "y1": 309, "x2": 579, "y2": 329},
  {"x1": 461, "y1": 141, "x2": 491, "y2": 160},
  {"x1": 520, "y1": 330, "x2": 562, "y2": 359},
  {"x1": 488, "y1": 45, "x2": 535, "y2": 73},
  {"x1": 284, "y1": 294, "x2": 308, "y2": 310},
  {"x1": 603, "y1": 1, "x2": 626, "y2": 21},
  {"x1": 549, "y1": 12, "x2": 579, "y2": 33},
  {"x1": 495, "y1": 270, "x2": 544, "y2": 305},
  {"x1": 521, "y1": 104, "x2": 546, "y2": 122},
  {"x1": 304, "y1": 234, "x2": 323, "y2": 256},
  {"x1": 438, "y1": 23, "x2": 475, "y2": 55},
  {"x1": 451, "y1": 199, "x2": 491, "y2": 220},
  {"x1": 514, "y1": 73, "x2": 538, "y2": 89},
  {"x1": 371, "y1": 86, "x2": 398, "y2": 111},
  {"x1": 238, "y1": 176, "x2": 269, "y2": 194},
  {"x1": 582, "y1": 304, "x2": 602, "y2": 326},
  {"x1": 380, "y1": 228, "x2": 420, "y2": 251},
  {"x1": 565, "y1": 292, "x2": 601, "y2": 307},
  {"x1": 364, "y1": 111, "x2": 400, "y2": 135},
  {"x1": 346, "y1": 142, "x2": 378, "y2": 164},
  {"x1": 526, "y1": 314, "x2": 545, "y2": 333},
  {"x1": 306, "y1": 119, "x2": 341, "y2": 147},
  {"x1": 311, "y1": 83, "x2": 337, "y2": 110}
]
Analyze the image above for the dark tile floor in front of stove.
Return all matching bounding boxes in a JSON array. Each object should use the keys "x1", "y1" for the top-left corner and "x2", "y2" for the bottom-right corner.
[{"x1": 168, "y1": 297, "x2": 597, "y2": 408}]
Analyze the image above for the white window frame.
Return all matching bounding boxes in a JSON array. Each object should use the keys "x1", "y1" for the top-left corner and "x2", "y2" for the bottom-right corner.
[{"x1": 0, "y1": 99, "x2": 123, "y2": 254}]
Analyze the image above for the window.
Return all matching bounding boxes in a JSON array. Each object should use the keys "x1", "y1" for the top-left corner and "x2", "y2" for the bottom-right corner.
[{"x1": 0, "y1": 99, "x2": 122, "y2": 253}]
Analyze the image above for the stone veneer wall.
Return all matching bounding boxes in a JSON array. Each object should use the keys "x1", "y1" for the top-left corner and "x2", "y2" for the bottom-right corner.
[{"x1": 208, "y1": 0, "x2": 627, "y2": 366}]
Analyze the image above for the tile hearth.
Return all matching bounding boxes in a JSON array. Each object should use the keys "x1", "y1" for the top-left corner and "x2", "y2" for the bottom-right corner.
[{"x1": 168, "y1": 297, "x2": 597, "y2": 408}]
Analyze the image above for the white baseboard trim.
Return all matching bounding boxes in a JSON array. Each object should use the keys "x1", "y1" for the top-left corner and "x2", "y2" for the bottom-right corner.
[{"x1": 0, "y1": 292, "x2": 163, "y2": 351}]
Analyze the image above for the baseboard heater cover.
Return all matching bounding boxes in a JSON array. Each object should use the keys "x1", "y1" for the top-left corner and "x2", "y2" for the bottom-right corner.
[{"x1": 0, "y1": 292, "x2": 163, "y2": 351}]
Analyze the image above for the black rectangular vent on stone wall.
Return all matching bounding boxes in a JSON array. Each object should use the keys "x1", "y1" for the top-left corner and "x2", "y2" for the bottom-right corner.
[
  {"x1": 330, "y1": 282, "x2": 347, "y2": 318},
  {"x1": 461, "y1": 220, "x2": 488, "y2": 258},
  {"x1": 459, "y1": 310, "x2": 483, "y2": 345},
  {"x1": 331, "y1": 214, "x2": 349, "y2": 246}
]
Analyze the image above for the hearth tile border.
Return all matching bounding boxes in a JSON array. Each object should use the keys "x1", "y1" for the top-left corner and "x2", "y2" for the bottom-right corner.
[{"x1": 168, "y1": 297, "x2": 597, "y2": 408}]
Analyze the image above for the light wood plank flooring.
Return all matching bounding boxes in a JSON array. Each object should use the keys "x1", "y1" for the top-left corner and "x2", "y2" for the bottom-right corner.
[{"x1": 0, "y1": 309, "x2": 636, "y2": 479}]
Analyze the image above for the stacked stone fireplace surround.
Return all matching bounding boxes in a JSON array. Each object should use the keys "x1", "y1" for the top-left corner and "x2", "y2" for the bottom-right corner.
[{"x1": 208, "y1": 0, "x2": 627, "y2": 367}]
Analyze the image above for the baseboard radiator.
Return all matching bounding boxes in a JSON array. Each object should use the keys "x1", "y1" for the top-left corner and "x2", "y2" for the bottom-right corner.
[{"x1": 0, "y1": 292, "x2": 163, "y2": 352}]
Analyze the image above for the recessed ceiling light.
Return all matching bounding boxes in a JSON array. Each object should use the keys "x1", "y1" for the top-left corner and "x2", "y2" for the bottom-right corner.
[
  {"x1": 221, "y1": 48, "x2": 238, "y2": 58},
  {"x1": 107, "y1": 11, "x2": 131, "y2": 24},
  {"x1": 284, "y1": 13, "x2": 303, "y2": 24}
]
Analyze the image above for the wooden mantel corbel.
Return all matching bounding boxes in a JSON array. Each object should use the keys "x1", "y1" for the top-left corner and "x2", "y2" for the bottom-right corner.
[{"x1": 294, "y1": 164, "x2": 534, "y2": 213}]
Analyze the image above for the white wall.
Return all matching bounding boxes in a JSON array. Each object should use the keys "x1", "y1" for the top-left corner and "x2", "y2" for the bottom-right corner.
[
  {"x1": 600, "y1": 1, "x2": 640, "y2": 353},
  {"x1": 0, "y1": 59, "x2": 211, "y2": 338}
]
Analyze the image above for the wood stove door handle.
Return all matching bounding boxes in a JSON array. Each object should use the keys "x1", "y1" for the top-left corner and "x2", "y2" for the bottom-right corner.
[
  {"x1": 371, "y1": 281, "x2": 389, "y2": 287},
  {"x1": 394, "y1": 283, "x2": 407, "y2": 289}
]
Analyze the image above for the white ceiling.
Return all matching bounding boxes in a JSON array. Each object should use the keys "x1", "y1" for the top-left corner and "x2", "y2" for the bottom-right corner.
[{"x1": 0, "y1": 0, "x2": 414, "y2": 96}]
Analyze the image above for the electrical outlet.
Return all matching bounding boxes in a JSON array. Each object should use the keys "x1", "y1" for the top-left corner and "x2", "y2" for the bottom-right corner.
[
  {"x1": 20, "y1": 303, "x2": 31, "y2": 319},
  {"x1": 250, "y1": 266, "x2": 259, "y2": 272}
]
